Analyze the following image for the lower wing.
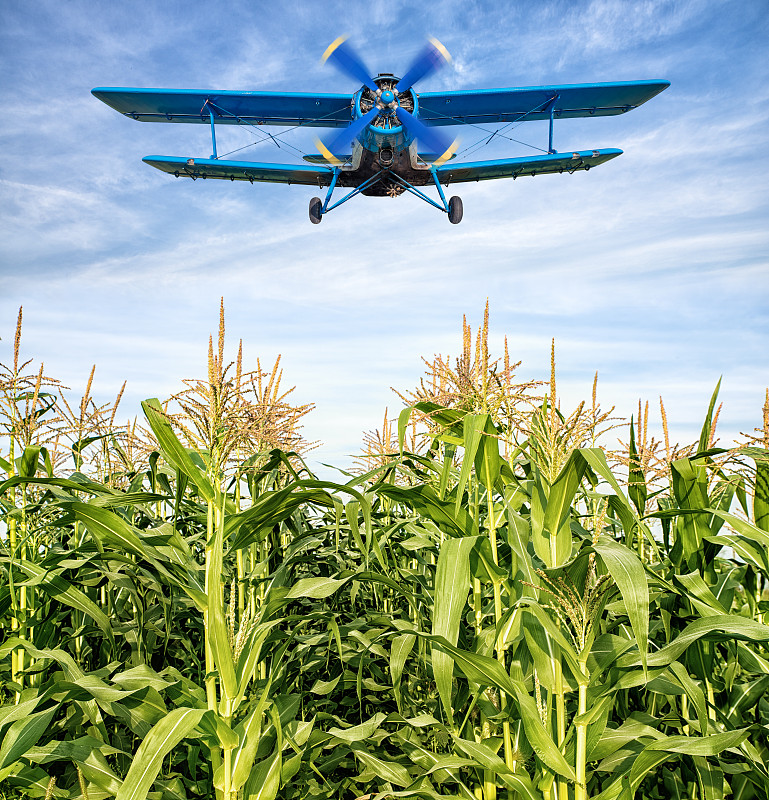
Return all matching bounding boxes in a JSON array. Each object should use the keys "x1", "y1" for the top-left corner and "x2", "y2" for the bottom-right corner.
[
  {"x1": 433, "y1": 148, "x2": 622, "y2": 183},
  {"x1": 142, "y1": 156, "x2": 334, "y2": 186}
]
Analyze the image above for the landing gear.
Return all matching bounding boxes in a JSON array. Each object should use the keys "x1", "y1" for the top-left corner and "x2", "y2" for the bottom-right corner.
[
  {"x1": 448, "y1": 195, "x2": 463, "y2": 224},
  {"x1": 309, "y1": 197, "x2": 323, "y2": 224}
]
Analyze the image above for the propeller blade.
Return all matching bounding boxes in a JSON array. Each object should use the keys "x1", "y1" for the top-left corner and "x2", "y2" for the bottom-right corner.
[
  {"x1": 321, "y1": 36, "x2": 378, "y2": 93},
  {"x1": 394, "y1": 106, "x2": 458, "y2": 165},
  {"x1": 395, "y1": 37, "x2": 452, "y2": 93},
  {"x1": 315, "y1": 107, "x2": 380, "y2": 165}
]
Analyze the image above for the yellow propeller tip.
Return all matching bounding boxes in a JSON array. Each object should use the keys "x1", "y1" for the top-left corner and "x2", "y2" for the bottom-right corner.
[
  {"x1": 432, "y1": 138, "x2": 459, "y2": 167},
  {"x1": 428, "y1": 37, "x2": 452, "y2": 65},
  {"x1": 315, "y1": 138, "x2": 343, "y2": 166},
  {"x1": 321, "y1": 35, "x2": 348, "y2": 65}
]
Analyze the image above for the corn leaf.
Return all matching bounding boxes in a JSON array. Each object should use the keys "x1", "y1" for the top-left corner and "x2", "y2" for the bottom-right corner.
[
  {"x1": 114, "y1": 707, "x2": 205, "y2": 800},
  {"x1": 432, "y1": 535, "x2": 476, "y2": 724},
  {"x1": 593, "y1": 536, "x2": 649, "y2": 671}
]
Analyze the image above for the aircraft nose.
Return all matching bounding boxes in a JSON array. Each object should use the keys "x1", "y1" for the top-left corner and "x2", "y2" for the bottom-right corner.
[{"x1": 380, "y1": 89, "x2": 395, "y2": 105}]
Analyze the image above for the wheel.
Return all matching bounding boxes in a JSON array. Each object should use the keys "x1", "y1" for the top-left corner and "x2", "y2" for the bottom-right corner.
[
  {"x1": 309, "y1": 197, "x2": 322, "y2": 224},
  {"x1": 448, "y1": 196, "x2": 463, "y2": 224}
]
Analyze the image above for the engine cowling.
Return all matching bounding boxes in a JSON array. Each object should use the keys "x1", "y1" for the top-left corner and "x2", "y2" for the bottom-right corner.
[{"x1": 355, "y1": 74, "x2": 417, "y2": 153}]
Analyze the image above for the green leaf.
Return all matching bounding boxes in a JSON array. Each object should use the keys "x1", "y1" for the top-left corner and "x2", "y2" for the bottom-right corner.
[
  {"x1": 243, "y1": 705, "x2": 283, "y2": 800},
  {"x1": 377, "y1": 483, "x2": 477, "y2": 537},
  {"x1": 474, "y1": 415, "x2": 502, "y2": 490},
  {"x1": 627, "y1": 416, "x2": 647, "y2": 515},
  {"x1": 243, "y1": 750, "x2": 282, "y2": 800},
  {"x1": 617, "y1": 616, "x2": 769, "y2": 669},
  {"x1": 19, "y1": 445, "x2": 42, "y2": 479},
  {"x1": 115, "y1": 707, "x2": 205, "y2": 800},
  {"x1": 432, "y1": 535, "x2": 476, "y2": 724},
  {"x1": 23, "y1": 735, "x2": 119, "y2": 765},
  {"x1": 112, "y1": 664, "x2": 176, "y2": 693},
  {"x1": 668, "y1": 661, "x2": 708, "y2": 735},
  {"x1": 285, "y1": 576, "x2": 350, "y2": 600},
  {"x1": 578, "y1": 448, "x2": 642, "y2": 527},
  {"x1": 693, "y1": 755, "x2": 724, "y2": 800},
  {"x1": 69, "y1": 502, "x2": 190, "y2": 582},
  {"x1": 594, "y1": 536, "x2": 648, "y2": 671},
  {"x1": 0, "y1": 695, "x2": 44, "y2": 733},
  {"x1": 674, "y1": 571, "x2": 726, "y2": 618},
  {"x1": 519, "y1": 601, "x2": 584, "y2": 679},
  {"x1": 206, "y1": 498, "x2": 238, "y2": 701},
  {"x1": 452, "y1": 736, "x2": 539, "y2": 798},
  {"x1": 350, "y1": 743, "x2": 413, "y2": 786},
  {"x1": 14, "y1": 560, "x2": 112, "y2": 636},
  {"x1": 670, "y1": 457, "x2": 712, "y2": 561},
  {"x1": 629, "y1": 729, "x2": 748, "y2": 792},
  {"x1": 390, "y1": 633, "x2": 416, "y2": 714},
  {"x1": 590, "y1": 714, "x2": 663, "y2": 763},
  {"x1": 227, "y1": 482, "x2": 334, "y2": 552},
  {"x1": 411, "y1": 632, "x2": 576, "y2": 781},
  {"x1": 142, "y1": 398, "x2": 215, "y2": 502},
  {"x1": 697, "y1": 379, "x2": 722, "y2": 455},
  {"x1": 754, "y1": 460, "x2": 769, "y2": 532},
  {"x1": 454, "y1": 413, "x2": 484, "y2": 514},
  {"x1": 398, "y1": 406, "x2": 413, "y2": 456},
  {"x1": 507, "y1": 507, "x2": 538, "y2": 596},
  {"x1": 469, "y1": 536, "x2": 507, "y2": 585},
  {"x1": 234, "y1": 621, "x2": 284, "y2": 708},
  {"x1": 706, "y1": 508, "x2": 769, "y2": 550},
  {"x1": 538, "y1": 451, "x2": 587, "y2": 567},
  {"x1": 327, "y1": 712, "x2": 387, "y2": 743},
  {"x1": 76, "y1": 749, "x2": 124, "y2": 796},
  {"x1": 231, "y1": 682, "x2": 273, "y2": 791},
  {"x1": 199, "y1": 710, "x2": 239, "y2": 750},
  {"x1": 0, "y1": 639, "x2": 107, "y2": 737},
  {"x1": 0, "y1": 705, "x2": 58, "y2": 769}
]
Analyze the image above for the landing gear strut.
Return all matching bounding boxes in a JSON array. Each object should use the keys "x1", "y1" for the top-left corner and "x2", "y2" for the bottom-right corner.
[
  {"x1": 309, "y1": 197, "x2": 323, "y2": 224},
  {"x1": 308, "y1": 168, "x2": 463, "y2": 224},
  {"x1": 448, "y1": 196, "x2": 463, "y2": 224}
]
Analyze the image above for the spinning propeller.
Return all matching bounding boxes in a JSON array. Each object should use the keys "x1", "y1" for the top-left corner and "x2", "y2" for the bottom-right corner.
[{"x1": 316, "y1": 37, "x2": 458, "y2": 166}]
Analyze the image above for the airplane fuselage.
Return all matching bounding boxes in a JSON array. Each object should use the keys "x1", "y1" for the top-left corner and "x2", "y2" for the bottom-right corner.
[{"x1": 327, "y1": 74, "x2": 441, "y2": 195}]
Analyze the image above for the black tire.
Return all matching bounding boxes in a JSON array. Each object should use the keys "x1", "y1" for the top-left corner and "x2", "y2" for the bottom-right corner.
[
  {"x1": 448, "y1": 196, "x2": 463, "y2": 224},
  {"x1": 309, "y1": 197, "x2": 323, "y2": 224}
]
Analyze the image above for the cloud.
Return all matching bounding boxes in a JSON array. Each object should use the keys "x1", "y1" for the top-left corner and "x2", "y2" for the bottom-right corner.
[{"x1": 1, "y1": 0, "x2": 766, "y2": 474}]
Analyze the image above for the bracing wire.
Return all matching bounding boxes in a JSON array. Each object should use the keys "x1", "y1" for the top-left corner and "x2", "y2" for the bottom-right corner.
[
  {"x1": 418, "y1": 95, "x2": 556, "y2": 160},
  {"x1": 205, "y1": 92, "x2": 555, "y2": 165},
  {"x1": 205, "y1": 100, "x2": 355, "y2": 162}
]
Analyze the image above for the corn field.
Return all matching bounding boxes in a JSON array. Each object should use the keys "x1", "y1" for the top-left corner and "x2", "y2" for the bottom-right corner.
[{"x1": 1, "y1": 303, "x2": 768, "y2": 800}]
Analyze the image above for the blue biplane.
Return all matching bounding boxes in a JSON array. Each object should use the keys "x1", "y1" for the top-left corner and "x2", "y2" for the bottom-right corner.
[{"x1": 93, "y1": 38, "x2": 668, "y2": 224}]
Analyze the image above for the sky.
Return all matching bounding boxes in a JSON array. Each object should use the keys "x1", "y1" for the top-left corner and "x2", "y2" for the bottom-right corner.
[{"x1": 1, "y1": 0, "x2": 767, "y2": 473}]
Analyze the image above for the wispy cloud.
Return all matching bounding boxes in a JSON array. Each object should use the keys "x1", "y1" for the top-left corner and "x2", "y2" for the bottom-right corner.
[{"x1": 1, "y1": 0, "x2": 766, "y2": 472}]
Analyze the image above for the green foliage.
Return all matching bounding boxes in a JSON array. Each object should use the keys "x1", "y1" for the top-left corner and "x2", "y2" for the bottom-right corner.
[{"x1": 2, "y1": 311, "x2": 769, "y2": 800}]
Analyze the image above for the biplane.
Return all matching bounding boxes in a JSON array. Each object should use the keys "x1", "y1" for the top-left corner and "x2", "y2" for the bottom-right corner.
[{"x1": 92, "y1": 38, "x2": 668, "y2": 224}]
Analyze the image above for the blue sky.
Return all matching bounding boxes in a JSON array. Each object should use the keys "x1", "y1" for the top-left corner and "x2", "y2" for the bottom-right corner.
[{"x1": 1, "y1": 0, "x2": 767, "y2": 471}]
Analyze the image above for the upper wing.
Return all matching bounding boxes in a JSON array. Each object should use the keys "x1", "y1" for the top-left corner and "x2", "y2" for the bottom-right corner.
[
  {"x1": 142, "y1": 156, "x2": 334, "y2": 186},
  {"x1": 433, "y1": 148, "x2": 622, "y2": 184},
  {"x1": 92, "y1": 88, "x2": 353, "y2": 128},
  {"x1": 418, "y1": 80, "x2": 669, "y2": 126}
]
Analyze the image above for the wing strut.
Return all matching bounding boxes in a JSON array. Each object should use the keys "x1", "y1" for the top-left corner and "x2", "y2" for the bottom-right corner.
[
  {"x1": 207, "y1": 103, "x2": 217, "y2": 159},
  {"x1": 311, "y1": 166, "x2": 452, "y2": 223},
  {"x1": 547, "y1": 94, "x2": 560, "y2": 154},
  {"x1": 203, "y1": 98, "x2": 288, "y2": 158}
]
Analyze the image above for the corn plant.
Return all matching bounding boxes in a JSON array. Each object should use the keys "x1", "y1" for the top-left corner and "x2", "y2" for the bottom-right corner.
[{"x1": 2, "y1": 304, "x2": 768, "y2": 800}]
